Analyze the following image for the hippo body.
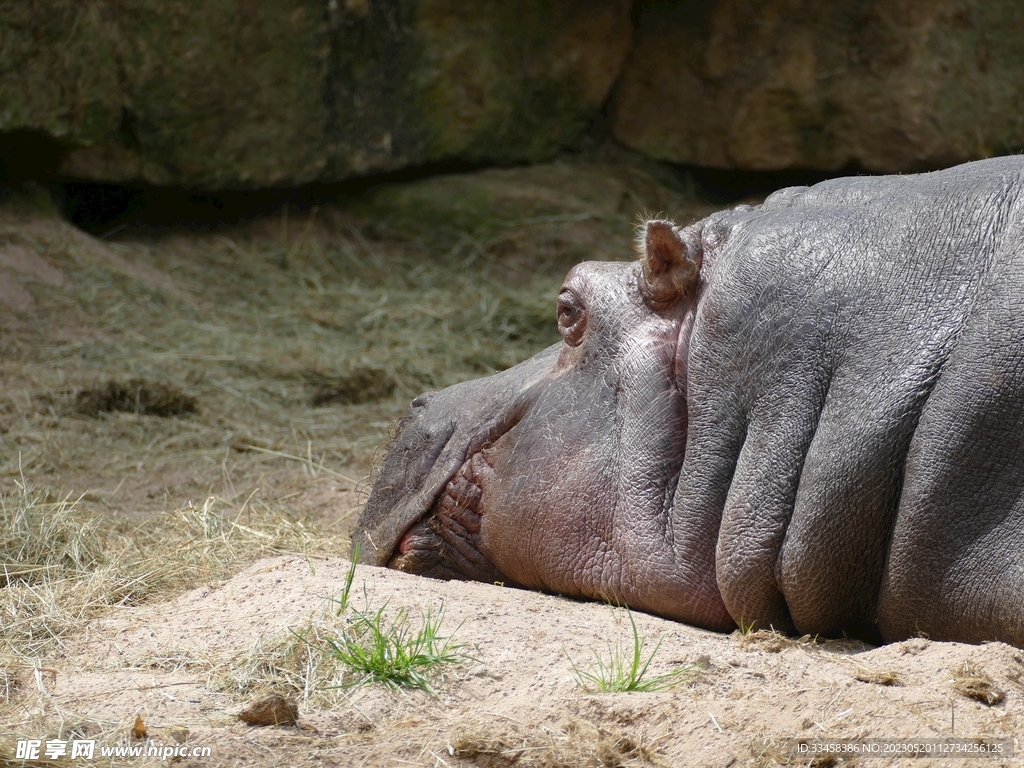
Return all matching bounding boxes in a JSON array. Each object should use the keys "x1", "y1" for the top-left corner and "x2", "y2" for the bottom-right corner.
[{"x1": 354, "y1": 157, "x2": 1024, "y2": 647}]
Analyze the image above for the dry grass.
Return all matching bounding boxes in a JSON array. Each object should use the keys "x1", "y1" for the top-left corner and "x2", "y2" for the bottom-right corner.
[
  {"x1": 735, "y1": 628, "x2": 797, "y2": 654},
  {"x1": 749, "y1": 736, "x2": 840, "y2": 768},
  {"x1": 0, "y1": 477, "x2": 346, "y2": 667},
  {"x1": 950, "y1": 660, "x2": 1006, "y2": 706},
  {"x1": 449, "y1": 717, "x2": 668, "y2": 768},
  {"x1": 852, "y1": 665, "x2": 903, "y2": 686},
  {"x1": 1, "y1": 159, "x2": 706, "y2": 521}
]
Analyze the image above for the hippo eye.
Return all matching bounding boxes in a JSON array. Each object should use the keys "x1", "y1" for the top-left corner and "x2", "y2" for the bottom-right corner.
[{"x1": 557, "y1": 290, "x2": 587, "y2": 346}]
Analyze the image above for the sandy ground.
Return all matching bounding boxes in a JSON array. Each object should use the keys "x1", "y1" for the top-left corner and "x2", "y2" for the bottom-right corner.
[
  {"x1": 11, "y1": 556, "x2": 1021, "y2": 767},
  {"x1": 2, "y1": 163, "x2": 1022, "y2": 767}
]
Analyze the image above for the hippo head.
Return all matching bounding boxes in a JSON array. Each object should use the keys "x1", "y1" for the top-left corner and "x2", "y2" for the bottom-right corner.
[
  {"x1": 353, "y1": 220, "x2": 733, "y2": 630},
  {"x1": 354, "y1": 160, "x2": 1024, "y2": 649}
]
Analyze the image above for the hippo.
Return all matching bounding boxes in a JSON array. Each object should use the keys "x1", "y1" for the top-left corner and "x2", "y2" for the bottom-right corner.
[{"x1": 353, "y1": 156, "x2": 1024, "y2": 647}]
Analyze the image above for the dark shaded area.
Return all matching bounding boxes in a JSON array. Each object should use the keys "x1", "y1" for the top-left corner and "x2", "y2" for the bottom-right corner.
[
  {"x1": 306, "y1": 367, "x2": 398, "y2": 407},
  {"x1": 55, "y1": 157, "x2": 494, "y2": 236},
  {"x1": 0, "y1": 130, "x2": 65, "y2": 185},
  {"x1": 51, "y1": 160, "x2": 872, "y2": 237},
  {"x1": 687, "y1": 164, "x2": 872, "y2": 203},
  {"x1": 72, "y1": 379, "x2": 197, "y2": 418},
  {"x1": 321, "y1": 0, "x2": 426, "y2": 177},
  {"x1": 61, "y1": 182, "x2": 148, "y2": 233}
]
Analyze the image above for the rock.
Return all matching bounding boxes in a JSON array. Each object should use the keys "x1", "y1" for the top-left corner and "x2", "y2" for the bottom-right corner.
[
  {"x1": 610, "y1": 0, "x2": 1024, "y2": 173},
  {"x1": 0, "y1": 0, "x2": 631, "y2": 188},
  {"x1": 238, "y1": 694, "x2": 299, "y2": 727}
]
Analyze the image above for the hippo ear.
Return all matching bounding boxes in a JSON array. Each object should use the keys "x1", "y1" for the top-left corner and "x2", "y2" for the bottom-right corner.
[{"x1": 640, "y1": 219, "x2": 702, "y2": 309}]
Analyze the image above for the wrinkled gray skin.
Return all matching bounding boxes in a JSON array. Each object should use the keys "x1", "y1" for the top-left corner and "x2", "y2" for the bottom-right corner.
[{"x1": 354, "y1": 157, "x2": 1024, "y2": 646}]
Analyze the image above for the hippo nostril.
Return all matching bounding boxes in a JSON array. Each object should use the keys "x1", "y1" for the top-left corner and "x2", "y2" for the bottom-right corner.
[{"x1": 411, "y1": 392, "x2": 436, "y2": 409}]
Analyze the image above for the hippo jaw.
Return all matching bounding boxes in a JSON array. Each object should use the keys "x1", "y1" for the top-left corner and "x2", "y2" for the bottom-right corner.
[{"x1": 356, "y1": 221, "x2": 735, "y2": 627}]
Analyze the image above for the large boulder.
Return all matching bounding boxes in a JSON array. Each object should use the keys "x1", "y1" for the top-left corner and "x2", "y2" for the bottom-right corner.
[
  {"x1": 610, "y1": 0, "x2": 1024, "y2": 173},
  {"x1": 0, "y1": 0, "x2": 631, "y2": 188}
]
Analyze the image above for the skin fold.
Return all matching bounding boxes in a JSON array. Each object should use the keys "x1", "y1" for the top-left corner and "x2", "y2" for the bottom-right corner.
[{"x1": 353, "y1": 157, "x2": 1024, "y2": 647}]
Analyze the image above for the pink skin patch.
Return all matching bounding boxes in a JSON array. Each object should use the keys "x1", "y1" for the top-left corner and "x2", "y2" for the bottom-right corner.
[{"x1": 398, "y1": 528, "x2": 416, "y2": 555}]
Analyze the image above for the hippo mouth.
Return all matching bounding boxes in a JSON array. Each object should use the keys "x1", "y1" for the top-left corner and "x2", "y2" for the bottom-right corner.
[
  {"x1": 383, "y1": 395, "x2": 534, "y2": 584},
  {"x1": 387, "y1": 447, "x2": 508, "y2": 583}
]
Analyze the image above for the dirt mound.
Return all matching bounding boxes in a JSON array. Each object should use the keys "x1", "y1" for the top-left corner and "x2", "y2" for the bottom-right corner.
[
  {"x1": 72, "y1": 379, "x2": 197, "y2": 418},
  {"x1": 6, "y1": 557, "x2": 1018, "y2": 767}
]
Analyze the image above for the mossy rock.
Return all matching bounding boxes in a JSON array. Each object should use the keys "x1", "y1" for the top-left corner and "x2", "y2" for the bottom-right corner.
[
  {"x1": 611, "y1": 0, "x2": 1024, "y2": 172},
  {"x1": 0, "y1": 0, "x2": 632, "y2": 188}
]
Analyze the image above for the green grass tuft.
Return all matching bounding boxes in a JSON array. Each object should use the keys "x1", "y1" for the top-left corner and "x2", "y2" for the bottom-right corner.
[
  {"x1": 568, "y1": 606, "x2": 696, "y2": 693},
  {"x1": 301, "y1": 549, "x2": 471, "y2": 695}
]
